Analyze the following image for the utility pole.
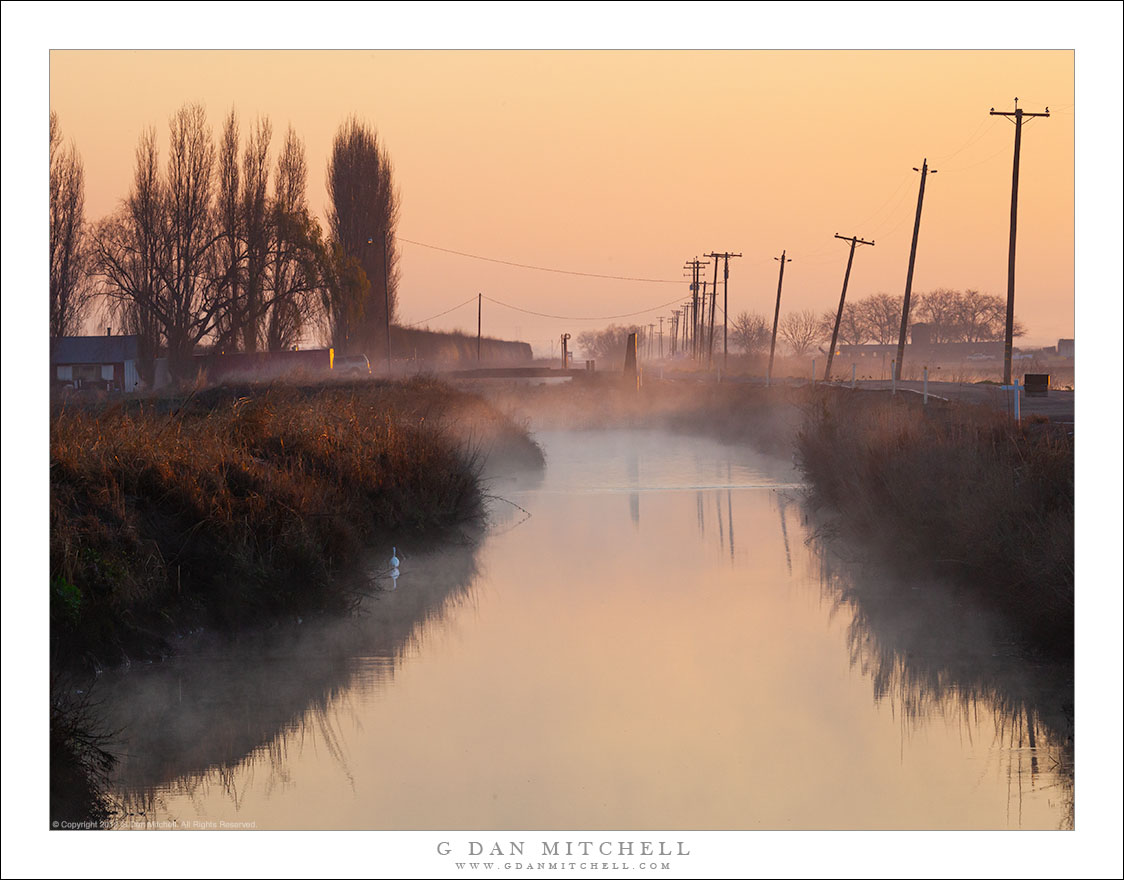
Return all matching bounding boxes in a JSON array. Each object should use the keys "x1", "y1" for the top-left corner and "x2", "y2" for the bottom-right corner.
[
  {"x1": 825, "y1": 235, "x2": 874, "y2": 381},
  {"x1": 767, "y1": 251, "x2": 791, "y2": 387},
  {"x1": 647, "y1": 323, "x2": 655, "y2": 359},
  {"x1": 894, "y1": 159, "x2": 936, "y2": 381},
  {"x1": 670, "y1": 311, "x2": 679, "y2": 357},
  {"x1": 658, "y1": 316, "x2": 665, "y2": 360},
  {"x1": 990, "y1": 98, "x2": 1049, "y2": 385},
  {"x1": 477, "y1": 292, "x2": 482, "y2": 362},
  {"x1": 698, "y1": 281, "x2": 708, "y2": 360},
  {"x1": 707, "y1": 257, "x2": 720, "y2": 368},
  {"x1": 684, "y1": 258, "x2": 709, "y2": 360},
  {"x1": 706, "y1": 252, "x2": 743, "y2": 371}
]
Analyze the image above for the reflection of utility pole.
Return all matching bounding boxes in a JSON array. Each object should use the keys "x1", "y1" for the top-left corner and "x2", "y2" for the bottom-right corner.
[
  {"x1": 825, "y1": 235, "x2": 874, "y2": 381},
  {"x1": 990, "y1": 98, "x2": 1049, "y2": 385},
  {"x1": 767, "y1": 250, "x2": 791, "y2": 386},
  {"x1": 706, "y1": 252, "x2": 743, "y2": 372},
  {"x1": 895, "y1": 159, "x2": 936, "y2": 381}
]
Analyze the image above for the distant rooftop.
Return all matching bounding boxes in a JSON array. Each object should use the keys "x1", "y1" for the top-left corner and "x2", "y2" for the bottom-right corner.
[{"x1": 50, "y1": 335, "x2": 140, "y2": 364}]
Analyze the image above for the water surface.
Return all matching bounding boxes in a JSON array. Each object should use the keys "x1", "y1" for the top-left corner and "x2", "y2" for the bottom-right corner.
[{"x1": 102, "y1": 428, "x2": 1071, "y2": 829}]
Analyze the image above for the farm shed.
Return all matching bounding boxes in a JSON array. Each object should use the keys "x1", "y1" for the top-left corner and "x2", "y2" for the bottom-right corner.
[{"x1": 50, "y1": 335, "x2": 141, "y2": 392}]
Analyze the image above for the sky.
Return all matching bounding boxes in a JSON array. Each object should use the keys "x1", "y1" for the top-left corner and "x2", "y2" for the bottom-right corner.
[
  {"x1": 46, "y1": 48, "x2": 1078, "y2": 353},
  {"x1": 4, "y1": 4, "x2": 1123, "y2": 878}
]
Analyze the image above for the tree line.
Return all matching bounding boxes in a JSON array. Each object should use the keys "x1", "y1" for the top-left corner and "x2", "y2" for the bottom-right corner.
[
  {"x1": 49, "y1": 104, "x2": 399, "y2": 382},
  {"x1": 731, "y1": 288, "x2": 1026, "y2": 358}
]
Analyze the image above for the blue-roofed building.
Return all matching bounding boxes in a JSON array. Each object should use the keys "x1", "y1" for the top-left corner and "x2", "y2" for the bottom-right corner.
[{"x1": 50, "y1": 335, "x2": 142, "y2": 392}]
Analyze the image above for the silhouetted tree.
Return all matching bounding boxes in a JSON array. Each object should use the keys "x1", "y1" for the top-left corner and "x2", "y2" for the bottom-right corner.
[
  {"x1": 819, "y1": 302, "x2": 869, "y2": 347},
  {"x1": 49, "y1": 112, "x2": 93, "y2": 337},
  {"x1": 211, "y1": 109, "x2": 244, "y2": 353},
  {"x1": 91, "y1": 126, "x2": 165, "y2": 384},
  {"x1": 319, "y1": 240, "x2": 370, "y2": 352},
  {"x1": 265, "y1": 127, "x2": 321, "y2": 352},
  {"x1": 577, "y1": 324, "x2": 646, "y2": 366},
  {"x1": 859, "y1": 293, "x2": 904, "y2": 345},
  {"x1": 326, "y1": 117, "x2": 399, "y2": 356},
  {"x1": 914, "y1": 288, "x2": 1024, "y2": 343},
  {"x1": 94, "y1": 103, "x2": 227, "y2": 380},
  {"x1": 730, "y1": 311, "x2": 771, "y2": 356},
  {"x1": 240, "y1": 116, "x2": 272, "y2": 351},
  {"x1": 779, "y1": 309, "x2": 822, "y2": 356}
]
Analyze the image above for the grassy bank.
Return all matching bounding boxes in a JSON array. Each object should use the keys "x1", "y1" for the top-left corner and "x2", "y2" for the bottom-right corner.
[
  {"x1": 50, "y1": 377, "x2": 542, "y2": 669},
  {"x1": 795, "y1": 388, "x2": 1073, "y2": 656}
]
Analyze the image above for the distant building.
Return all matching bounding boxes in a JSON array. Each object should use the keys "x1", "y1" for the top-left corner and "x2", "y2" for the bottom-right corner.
[
  {"x1": 51, "y1": 335, "x2": 141, "y2": 392},
  {"x1": 1057, "y1": 338, "x2": 1074, "y2": 358}
]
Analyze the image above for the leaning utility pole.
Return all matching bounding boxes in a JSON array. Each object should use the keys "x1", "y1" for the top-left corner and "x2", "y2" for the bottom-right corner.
[
  {"x1": 767, "y1": 250, "x2": 791, "y2": 387},
  {"x1": 706, "y1": 252, "x2": 743, "y2": 371},
  {"x1": 825, "y1": 235, "x2": 874, "y2": 381},
  {"x1": 990, "y1": 98, "x2": 1050, "y2": 385},
  {"x1": 894, "y1": 159, "x2": 937, "y2": 381},
  {"x1": 698, "y1": 281, "x2": 708, "y2": 360}
]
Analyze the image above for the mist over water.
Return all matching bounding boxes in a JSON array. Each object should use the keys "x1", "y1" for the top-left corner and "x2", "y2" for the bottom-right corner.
[{"x1": 99, "y1": 428, "x2": 1070, "y2": 829}]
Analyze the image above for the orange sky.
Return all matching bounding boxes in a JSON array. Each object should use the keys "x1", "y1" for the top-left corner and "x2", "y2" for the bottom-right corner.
[
  {"x1": 5, "y1": 8, "x2": 1124, "y2": 878},
  {"x1": 47, "y1": 49, "x2": 1076, "y2": 351}
]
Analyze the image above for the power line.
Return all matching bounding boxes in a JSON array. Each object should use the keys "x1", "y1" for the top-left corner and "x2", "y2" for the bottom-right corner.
[
  {"x1": 399, "y1": 295, "x2": 478, "y2": 328},
  {"x1": 481, "y1": 293, "x2": 686, "y2": 322},
  {"x1": 398, "y1": 237, "x2": 681, "y2": 283}
]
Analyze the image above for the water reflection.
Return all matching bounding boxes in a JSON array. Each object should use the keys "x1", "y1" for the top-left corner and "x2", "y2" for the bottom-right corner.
[
  {"x1": 100, "y1": 428, "x2": 1071, "y2": 830},
  {"x1": 102, "y1": 543, "x2": 482, "y2": 818},
  {"x1": 806, "y1": 509, "x2": 1074, "y2": 828}
]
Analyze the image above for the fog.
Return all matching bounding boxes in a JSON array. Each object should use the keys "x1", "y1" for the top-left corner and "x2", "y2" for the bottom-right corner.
[{"x1": 94, "y1": 413, "x2": 1070, "y2": 829}]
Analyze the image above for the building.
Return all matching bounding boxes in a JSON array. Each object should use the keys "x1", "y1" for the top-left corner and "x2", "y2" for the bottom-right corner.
[{"x1": 50, "y1": 335, "x2": 141, "y2": 392}]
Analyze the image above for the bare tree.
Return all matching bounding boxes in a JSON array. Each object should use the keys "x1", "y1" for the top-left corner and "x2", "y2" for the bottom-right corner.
[
  {"x1": 730, "y1": 311, "x2": 771, "y2": 356},
  {"x1": 326, "y1": 117, "x2": 399, "y2": 356},
  {"x1": 159, "y1": 102, "x2": 224, "y2": 376},
  {"x1": 319, "y1": 240, "x2": 369, "y2": 352},
  {"x1": 915, "y1": 288, "x2": 960, "y2": 343},
  {"x1": 49, "y1": 112, "x2": 93, "y2": 337},
  {"x1": 955, "y1": 289, "x2": 1023, "y2": 342},
  {"x1": 913, "y1": 288, "x2": 1024, "y2": 343},
  {"x1": 211, "y1": 109, "x2": 244, "y2": 353},
  {"x1": 819, "y1": 302, "x2": 869, "y2": 348},
  {"x1": 779, "y1": 309, "x2": 822, "y2": 357},
  {"x1": 265, "y1": 127, "x2": 320, "y2": 352},
  {"x1": 91, "y1": 126, "x2": 166, "y2": 384},
  {"x1": 93, "y1": 103, "x2": 228, "y2": 381},
  {"x1": 859, "y1": 293, "x2": 903, "y2": 345},
  {"x1": 576, "y1": 324, "x2": 646, "y2": 366},
  {"x1": 240, "y1": 116, "x2": 272, "y2": 351}
]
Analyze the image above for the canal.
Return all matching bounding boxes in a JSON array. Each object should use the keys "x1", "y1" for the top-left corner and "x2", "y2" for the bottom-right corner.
[{"x1": 100, "y1": 427, "x2": 1071, "y2": 829}]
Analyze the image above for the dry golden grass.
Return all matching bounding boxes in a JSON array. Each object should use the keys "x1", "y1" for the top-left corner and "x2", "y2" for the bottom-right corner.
[{"x1": 50, "y1": 378, "x2": 541, "y2": 666}]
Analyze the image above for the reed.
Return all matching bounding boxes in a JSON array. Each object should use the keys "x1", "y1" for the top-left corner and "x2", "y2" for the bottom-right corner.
[
  {"x1": 794, "y1": 388, "x2": 1073, "y2": 655},
  {"x1": 49, "y1": 378, "x2": 541, "y2": 668}
]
